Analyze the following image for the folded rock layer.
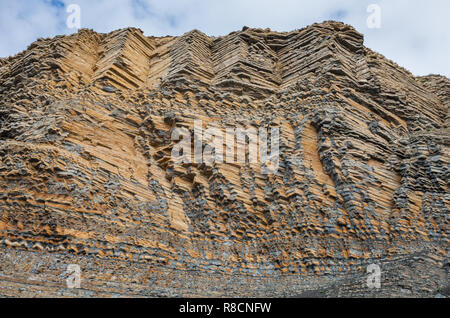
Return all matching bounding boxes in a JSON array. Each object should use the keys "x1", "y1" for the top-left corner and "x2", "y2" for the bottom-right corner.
[{"x1": 0, "y1": 21, "x2": 448, "y2": 297}]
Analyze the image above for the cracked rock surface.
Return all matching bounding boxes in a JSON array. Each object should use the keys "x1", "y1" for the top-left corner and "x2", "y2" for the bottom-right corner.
[{"x1": 0, "y1": 21, "x2": 448, "y2": 297}]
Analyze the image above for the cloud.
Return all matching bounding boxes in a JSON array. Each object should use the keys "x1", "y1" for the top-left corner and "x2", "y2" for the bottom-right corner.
[{"x1": 0, "y1": 0, "x2": 448, "y2": 77}]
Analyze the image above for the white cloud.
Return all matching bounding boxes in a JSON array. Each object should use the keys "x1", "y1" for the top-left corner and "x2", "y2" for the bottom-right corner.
[{"x1": 0, "y1": 0, "x2": 448, "y2": 77}]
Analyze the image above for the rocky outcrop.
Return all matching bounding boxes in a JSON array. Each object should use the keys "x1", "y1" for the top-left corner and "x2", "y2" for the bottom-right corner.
[{"x1": 0, "y1": 21, "x2": 448, "y2": 297}]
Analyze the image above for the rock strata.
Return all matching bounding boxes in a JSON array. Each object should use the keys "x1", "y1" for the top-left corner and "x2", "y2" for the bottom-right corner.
[{"x1": 0, "y1": 21, "x2": 448, "y2": 297}]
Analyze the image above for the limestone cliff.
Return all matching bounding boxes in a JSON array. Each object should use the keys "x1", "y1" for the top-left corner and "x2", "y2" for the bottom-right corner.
[{"x1": 0, "y1": 21, "x2": 448, "y2": 297}]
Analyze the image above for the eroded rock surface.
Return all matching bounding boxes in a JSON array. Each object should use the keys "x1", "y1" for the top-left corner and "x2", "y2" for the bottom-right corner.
[{"x1": 0, "y1": 21, "x2": 448, "y2": 297}]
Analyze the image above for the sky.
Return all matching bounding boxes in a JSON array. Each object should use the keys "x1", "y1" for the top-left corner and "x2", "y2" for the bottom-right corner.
[{"x1": 0, "y1": 0, "x2": 448, "y2": 77}]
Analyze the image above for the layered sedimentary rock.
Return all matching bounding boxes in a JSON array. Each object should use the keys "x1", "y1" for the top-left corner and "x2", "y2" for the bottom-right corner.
[{"x1": 0, "y1": 21, "x2": 448, "y2": 297}]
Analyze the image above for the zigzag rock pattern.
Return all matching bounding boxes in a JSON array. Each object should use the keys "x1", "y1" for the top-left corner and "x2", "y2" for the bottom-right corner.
[{"x1": 0, "y1": 21, "x2": 448, "y2": 297}]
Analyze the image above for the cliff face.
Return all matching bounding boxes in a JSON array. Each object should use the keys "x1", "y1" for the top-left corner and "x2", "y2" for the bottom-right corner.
[{"x1": 0, "y1": 21, "x2": 448, "y2": 297}]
